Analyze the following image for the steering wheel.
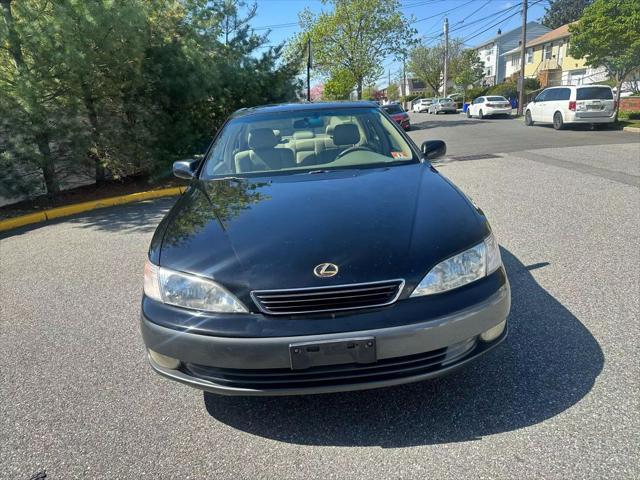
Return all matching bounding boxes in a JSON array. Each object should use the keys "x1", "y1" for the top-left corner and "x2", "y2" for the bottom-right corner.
[{"x1": 335, "y1": 145, "x2": 375, "y2": 160}]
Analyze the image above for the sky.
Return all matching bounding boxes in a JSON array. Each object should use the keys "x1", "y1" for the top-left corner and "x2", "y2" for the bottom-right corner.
[{"x1": 249, "y1": 0, "x2": 550, "y2": 87}]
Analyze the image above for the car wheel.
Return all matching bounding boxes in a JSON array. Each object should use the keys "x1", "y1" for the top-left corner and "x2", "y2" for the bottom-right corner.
[
  {"x1": 525, "y1": 110, "x2": 533, "y2": 126},
  {"x1": 553, "y1": 112, "x2": 564, "y2": 130},
  {"x1": 478, "y1": 109, "x2": 483, "y2": 119},
  {"x1": 466, "y1": 109, "x2": 471, "y2": 118}
]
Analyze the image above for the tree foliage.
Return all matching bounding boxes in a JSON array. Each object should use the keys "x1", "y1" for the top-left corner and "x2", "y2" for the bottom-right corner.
[
  {"x1": 324, "y1": 68, "x2": 356, "y2": 99},
  {"x1": 0, "y1": 0, "x2": 300, "y2": 199},
  {"x1": 453, "y1": 49, "x2": 485, "y2": 101},
  {"x1": 408, "y1": 39, "x2": 463, "y2": 95},
  {"x1": 569, "y1": 0, "x2": 640, "y2": 111},
  {"x1": 297, "y1": 0, "x2": 415, "y2": 99},
  {"x1": 543, "y1": 0, "x2": 593, "y2": 30}
]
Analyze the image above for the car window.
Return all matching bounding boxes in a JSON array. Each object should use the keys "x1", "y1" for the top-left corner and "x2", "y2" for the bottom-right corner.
[
  {"x1": 546, "y1": 89, "x2": 559, "y2": 101},
  {"x1": 536, "y1": 90, "x2": 549, "y2": 102},
  {"x1": 475, "y1": 98, "x2": 484, "y2": 104},
  {"x1": 486, "y1": 96, "x2": 507, "y2": 102},
  {"x1": 201, "y1": 107, "x2": 418, "y2": 178},
  {"x1": 382, "y1": 104, "x2": 404, "y2": 115},
  {"x1": 555, "y1": 88, "x2": 571, "y2": 100},
  {"x1": 576, "y1": 87, "x2": 613, "y2": 100}
]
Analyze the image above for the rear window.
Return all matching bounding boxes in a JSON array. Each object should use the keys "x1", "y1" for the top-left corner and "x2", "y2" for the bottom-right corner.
[
  {"x1": 439, "y1": 98, "x2": 453, "y2": 103},
  {"x1": 576, "y1": 87, "x2": 613, "y2": 100},
  {"x1": 382, "y1": 104, "x2": 404, "y2": 114},
  {"x1": 487, "y1": 96, "x2": 508, "y2": 102}
]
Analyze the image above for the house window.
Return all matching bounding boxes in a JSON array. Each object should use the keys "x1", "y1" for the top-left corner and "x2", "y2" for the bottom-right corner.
[
  {"x1": 486, "y1": 66, "x2": 493, "y2": 76},
  {"x1": 526, "y1": 48, "x2": 533, "y2": 64},
  {"x1": 543, "y1": 43, "x2": 552, "y2": 60},
  {"x1": 511, "y1": 55, "x2": 518, "y2": 67}
]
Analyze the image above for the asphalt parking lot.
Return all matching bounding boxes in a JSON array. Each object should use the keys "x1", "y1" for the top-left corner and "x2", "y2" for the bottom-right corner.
[{"x1": 1, "y1": 115, "x2": 639, "y2": 479}]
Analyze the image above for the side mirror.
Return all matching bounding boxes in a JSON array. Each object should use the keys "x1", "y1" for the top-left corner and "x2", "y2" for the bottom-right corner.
[
  {"x1": 421, "y1": 140, "x2": 446, "y2": 160},
  {"x1": 172, "y1": 160, "x2": 198, "y2": 180}
]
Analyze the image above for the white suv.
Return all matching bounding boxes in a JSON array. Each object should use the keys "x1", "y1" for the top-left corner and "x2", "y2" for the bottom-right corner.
[{"x1": 525, "y1": 85, "x2": 616, "y2": 130}]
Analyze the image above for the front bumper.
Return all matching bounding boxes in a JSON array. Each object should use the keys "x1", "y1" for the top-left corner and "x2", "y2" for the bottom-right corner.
[{"x1": 141, "y1": 282, "x2": 510, "y2": 396}]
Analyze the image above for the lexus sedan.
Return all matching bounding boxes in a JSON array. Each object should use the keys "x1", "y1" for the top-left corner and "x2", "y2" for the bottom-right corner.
[
  {"x1": 381, "y1": 103, "x2": 410, "y2": 130},
  {"x1": 141, "y1": 101, "x2": 510, "y2": 396}
]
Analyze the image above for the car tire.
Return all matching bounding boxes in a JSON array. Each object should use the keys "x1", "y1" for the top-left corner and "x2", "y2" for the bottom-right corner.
[
  {"x1": 466, "y1": 109, "x2": 471, "y2": 118},
  {"x1": 478, "y1": 109, "x2": 483, "y2": 119},
  {"x1": 553, "y1": 112, "x2": 564, "y2": 130},
  {"x1": 525, "y1": 110, "x2": 533, "y2": 126}
]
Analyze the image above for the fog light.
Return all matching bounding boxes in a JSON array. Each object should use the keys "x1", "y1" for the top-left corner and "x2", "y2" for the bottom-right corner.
[
  {"x1": 148, "y1": 349, "x2": 180, "y2": 370},
  {"x1": 480, "y1": 320, "x2": 506, "y2": 342}
]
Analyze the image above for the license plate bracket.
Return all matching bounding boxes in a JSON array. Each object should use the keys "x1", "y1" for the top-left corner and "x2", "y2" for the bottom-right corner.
[{"x1": 289, "y1": 337, "x2": 376, "y2": 370}]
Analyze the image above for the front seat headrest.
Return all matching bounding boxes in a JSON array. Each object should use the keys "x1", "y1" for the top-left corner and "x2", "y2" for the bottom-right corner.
[
  {"x1": 248, "y1": 128, "x2": 278, "y2": 149},
  {"x1": 333, "y1": 124, "x2": 360, "y2": 146}
]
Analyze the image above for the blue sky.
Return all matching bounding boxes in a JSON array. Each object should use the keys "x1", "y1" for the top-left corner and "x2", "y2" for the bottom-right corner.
[{"x1": 250, "y1": 0, "x2": 549, "y2": 87}]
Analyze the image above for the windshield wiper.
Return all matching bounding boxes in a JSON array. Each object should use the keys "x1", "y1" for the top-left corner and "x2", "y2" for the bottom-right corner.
[{"x1": 307, "y1": 169, "x2": 331, "y2": 174}]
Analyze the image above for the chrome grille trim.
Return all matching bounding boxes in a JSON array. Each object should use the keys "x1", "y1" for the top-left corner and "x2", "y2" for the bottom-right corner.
[{"x1": 251, "y1": 279, "x2": 405, "y2": 315}]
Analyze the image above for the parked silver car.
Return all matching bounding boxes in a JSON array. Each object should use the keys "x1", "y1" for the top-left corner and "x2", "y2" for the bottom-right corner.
[{"x1": 429, "y1": 98, "x2": 457, "y2": 114}]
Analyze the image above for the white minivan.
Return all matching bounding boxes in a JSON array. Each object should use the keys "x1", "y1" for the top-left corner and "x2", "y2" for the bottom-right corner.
[{"x1": 524, "y1": 85, "x2": 616, "y2": 130}]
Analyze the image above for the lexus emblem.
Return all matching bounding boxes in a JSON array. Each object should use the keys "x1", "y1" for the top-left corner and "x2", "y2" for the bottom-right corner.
[{"x1": 314, "y1": 263, "x2": 339, "y2": 278}]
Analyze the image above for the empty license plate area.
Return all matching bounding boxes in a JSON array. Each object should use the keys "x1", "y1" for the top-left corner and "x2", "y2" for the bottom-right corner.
[{"x1": 289, "y1": 337, "x2": 376, "y2": 370}]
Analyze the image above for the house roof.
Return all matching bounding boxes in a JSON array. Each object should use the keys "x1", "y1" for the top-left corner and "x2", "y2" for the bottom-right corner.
[
  {"x1": 502, "y1": 23, "x2": 575, "y2": 54},
  {"x1": 475, "y1": 21, "x2": 543, "y2": 48},
  {"x1": 527, "y1": 23, "x2": 573, "y2": 48}
]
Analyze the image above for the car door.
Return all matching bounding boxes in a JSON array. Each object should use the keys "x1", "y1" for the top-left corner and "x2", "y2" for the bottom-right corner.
[
  {"x1": 530, "y1": 89, "x2": 548, "y2": 122},
  {"x1": 541, "y1": 88, "x2": 559, "y2": 122}
]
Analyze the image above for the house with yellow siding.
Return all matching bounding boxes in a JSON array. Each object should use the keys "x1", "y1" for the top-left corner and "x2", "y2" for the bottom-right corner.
[{"x1": 502, "y1": 23, "x2": 608, "y2": 87}]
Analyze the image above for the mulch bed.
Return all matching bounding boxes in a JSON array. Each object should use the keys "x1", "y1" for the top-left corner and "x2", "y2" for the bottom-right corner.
[{"x1": 0, "y1": 175, "x2": 188, "y2": 220}]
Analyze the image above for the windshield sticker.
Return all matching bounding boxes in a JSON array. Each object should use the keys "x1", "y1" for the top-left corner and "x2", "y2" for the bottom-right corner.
[{"x1": 391, "y1": 151, "x2": 411, "y2": 159}]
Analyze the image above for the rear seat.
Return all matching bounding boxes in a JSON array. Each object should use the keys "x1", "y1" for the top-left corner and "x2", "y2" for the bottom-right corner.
[{"x1": 279, "y1": 125, "x2": 356, "y2": 166}]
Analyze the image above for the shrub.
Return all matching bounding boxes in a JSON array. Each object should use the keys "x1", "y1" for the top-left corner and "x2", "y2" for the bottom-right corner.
[
  {"x1": 619, "y1": 110, "x2": 640, "y2": 120},
  {"x1": 488, "y1": 82, "x2": 518, "y2": 99},
  {"x1": 465, "y1": 86, "x2": 489, "y2": 102}
]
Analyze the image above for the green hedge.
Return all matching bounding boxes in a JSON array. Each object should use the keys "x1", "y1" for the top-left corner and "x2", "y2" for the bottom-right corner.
[{"x1": 619, "y1": 110, "x2": 640, "y2": 120}]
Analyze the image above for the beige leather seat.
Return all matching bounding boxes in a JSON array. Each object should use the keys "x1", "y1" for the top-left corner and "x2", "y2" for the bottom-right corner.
[{"x1": 234, "y1": 128, "x2": 295, "y2": 173}]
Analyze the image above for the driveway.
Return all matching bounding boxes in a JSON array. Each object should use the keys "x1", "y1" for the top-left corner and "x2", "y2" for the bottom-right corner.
[{"x1": 1, "y1": 126, "x2": 639, "y2": 478}]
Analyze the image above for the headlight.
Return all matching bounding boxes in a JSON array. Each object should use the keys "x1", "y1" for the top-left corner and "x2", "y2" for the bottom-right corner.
[
  {"x1": 143, "y1": 260, "x2": 248, "y2": 313},
  {"x1": 410, "y1": 233, "x2": 502, "y2": 297}
]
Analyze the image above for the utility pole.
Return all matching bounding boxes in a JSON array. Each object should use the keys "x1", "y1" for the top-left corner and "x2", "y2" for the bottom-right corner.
[
  {"x1": 517, "y1": 0, "x2": 528, "y2": 115},
  {"x1": 402, "y1": 59, "x2": 406, "y2": 98},
  {"x1": 443, "y1": 17, "x2": 449, "y2": 98},
  {"x1": 306, "y1": 37, "x2": 312, "y2": 102}
]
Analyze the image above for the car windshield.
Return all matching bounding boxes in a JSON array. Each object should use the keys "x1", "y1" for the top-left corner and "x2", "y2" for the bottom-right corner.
[
  {"x1": 438, "y1": 98, "x2": 453, "y2": 103},
  {"x1": 487, "y1": 96, "x2": 508, "y2": 102},
  {"x1": 201, "y1": 107, "x2": 418, "y2": 178},
  {"x1": 382, "y1": 104, "x2": 404, "y2": 114},
  {"x1": 576, "y1": 87, "x2": 613, "y2": 100}
]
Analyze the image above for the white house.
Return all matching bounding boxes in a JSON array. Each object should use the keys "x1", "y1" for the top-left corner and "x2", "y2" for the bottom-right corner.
[{"x1": 475, "y1": 22, "x2": 551, "y2": 86}]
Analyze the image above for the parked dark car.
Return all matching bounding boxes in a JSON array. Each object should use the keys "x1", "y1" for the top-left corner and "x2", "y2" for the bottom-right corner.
[
  {"x1": 141, "y1": 102, "x2": 510, "y2": 396},
  {"x1": 381, "y1": 103, "x2": 411, "y2": 130}
]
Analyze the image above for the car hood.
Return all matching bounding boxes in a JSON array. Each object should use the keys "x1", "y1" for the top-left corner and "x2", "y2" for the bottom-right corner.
[{"x1": 158, "y1": 163, "x2": 488, "y2": 302}]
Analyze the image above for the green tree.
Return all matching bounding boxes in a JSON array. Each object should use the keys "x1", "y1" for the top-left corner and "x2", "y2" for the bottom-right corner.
[
  {"x1": 297, "y1": 0, "x2": 415, "y2": 99},
  {"x1": 453, "y1": 49, "x2": 485, "y2": 102},
  {"x1": 543, "y1": 0, "x2": 592, "y2": 30},
  {"x1": 569, "y1": 0, "x2": 640, "y2": 113},
  {"x1": 408, "y1": 39, "x2": 463, "y2": 95},
  {"x1": 386, "y1": 83, "x2": 399, "y2": 101},
  {"x1": 324, "y1": 69, "x2": 356, "y2": 99}
]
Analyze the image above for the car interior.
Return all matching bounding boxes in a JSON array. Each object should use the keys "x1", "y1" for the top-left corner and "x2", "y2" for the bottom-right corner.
[{"x1": 204, "y1": 110, "x2": 415, "y2": 176}]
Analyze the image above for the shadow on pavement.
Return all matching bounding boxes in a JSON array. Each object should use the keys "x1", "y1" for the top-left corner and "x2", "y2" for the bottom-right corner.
[
  {"x1": 0, "y1": 198, "x2": 175, "y2": 239},
  {"x1": 203, "y1": 248, "x2": 603, "y2": 447}
]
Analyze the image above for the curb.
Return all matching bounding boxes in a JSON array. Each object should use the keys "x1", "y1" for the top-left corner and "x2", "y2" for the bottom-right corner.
[
  {"x1": 623, "y1": 126, "x2": 640, "y2": 133},
  {"x1": 0, "y1": 186, "x2": 186, "y2": 233}
]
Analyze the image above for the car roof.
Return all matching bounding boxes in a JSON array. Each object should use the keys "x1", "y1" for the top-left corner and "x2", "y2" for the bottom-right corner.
[{"x1": 230, "y1": 101, "x2": 378, "y2": 119}]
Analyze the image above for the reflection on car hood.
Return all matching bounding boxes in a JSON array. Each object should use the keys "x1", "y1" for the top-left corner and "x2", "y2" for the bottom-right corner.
[{"x1": 159, "y1": 163, "x2": 488, "y2": 301}]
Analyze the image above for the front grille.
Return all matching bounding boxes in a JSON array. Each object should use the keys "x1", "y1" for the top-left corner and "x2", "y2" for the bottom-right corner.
[
  {"x1": 251, "y1": 279, "x2": 404, "y2": 315},
  {"x1": 184, "y1": 346, "x2": 453, "y2": 390}
]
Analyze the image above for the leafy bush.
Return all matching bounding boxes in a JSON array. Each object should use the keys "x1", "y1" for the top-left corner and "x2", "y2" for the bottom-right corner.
[
  {"x1": 488, "y1": 82, "x2": 518, "y2": 99},
  {"x1": 465, "y1": 86, "x2": 489, "y2": 102},
  {"x1": 618, "y1": 110, "x2": 640, "y2": 120}
]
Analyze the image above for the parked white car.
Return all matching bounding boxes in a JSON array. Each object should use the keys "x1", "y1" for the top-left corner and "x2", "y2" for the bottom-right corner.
[
  {"x1": 412, "y1": 98, "x2": 434, "y2": 113},
  {"x1": 466, "y1": 96, "x2": 512, "y2": 119},
  {"x1": 525, "y1": 85, "x2": 616, "y2": 130}
]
